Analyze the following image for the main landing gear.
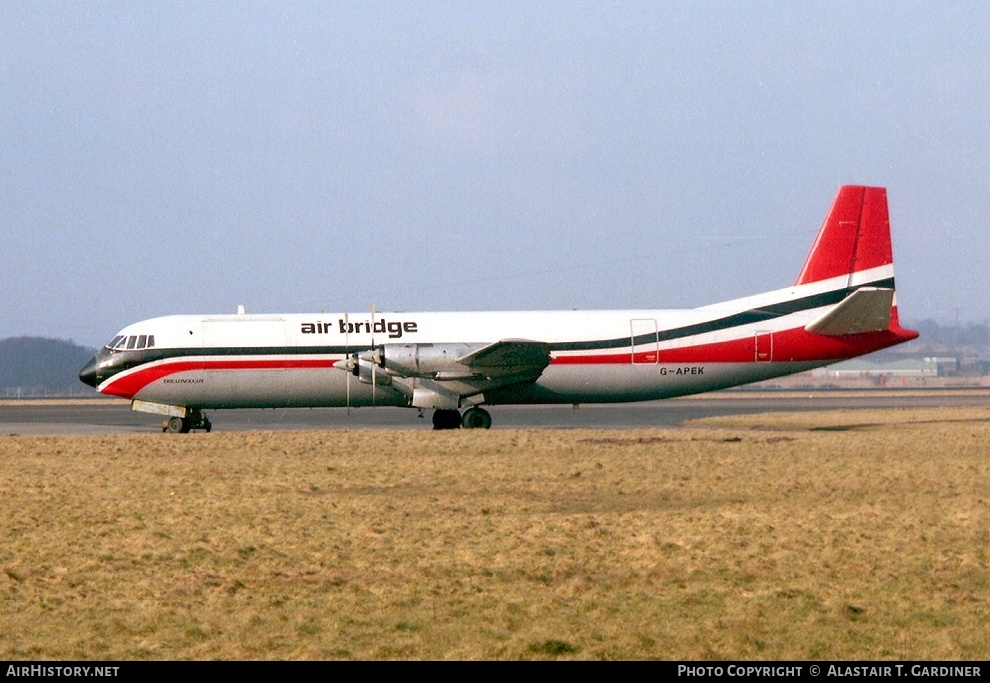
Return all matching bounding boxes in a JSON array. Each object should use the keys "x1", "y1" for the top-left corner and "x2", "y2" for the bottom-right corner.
[
  {"x1": 162, "y1": 410, "x2": 212, "y2": 434},
  {"x1": 432, "y1": 407, "x2": 492, "y2": 430}
]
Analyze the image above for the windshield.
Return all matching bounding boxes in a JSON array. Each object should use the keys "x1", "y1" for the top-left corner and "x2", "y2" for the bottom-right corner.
[{"x1": 104, "y1": 334, "x2": 155, "y2": 351}]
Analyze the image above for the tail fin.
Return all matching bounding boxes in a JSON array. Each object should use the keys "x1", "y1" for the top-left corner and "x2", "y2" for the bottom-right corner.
[
  {"x1": 798, "y1": 186, "x2": 918, "y2": 343},
  {"x1": 795, "y1": 186, "x2": 893, "y2": 286}
]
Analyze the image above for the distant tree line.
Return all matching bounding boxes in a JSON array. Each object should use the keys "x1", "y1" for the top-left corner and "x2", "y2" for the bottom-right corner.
[
  {"x1": 908, "y1": 319, "x2": 990, "y2": 351},
  {"x1": 0, "y1": 337, "x2": 97, "y2": 397}
]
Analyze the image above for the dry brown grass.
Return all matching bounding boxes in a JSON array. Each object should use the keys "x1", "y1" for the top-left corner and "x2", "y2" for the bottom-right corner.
[{"x1": 1, "y1": 407, "x2": 988, "y2": 660}]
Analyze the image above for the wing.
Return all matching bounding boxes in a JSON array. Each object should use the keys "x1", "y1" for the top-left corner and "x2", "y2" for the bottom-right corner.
[
  {"x1": 456, "y1": 339, "x2": 552, "y2": 377},
  {"x1": 407, "y1": 339, "x2": 551, "y2": 410},
  {"x1": 337, "y1": 339, "x2": 552, "y2": 410}
]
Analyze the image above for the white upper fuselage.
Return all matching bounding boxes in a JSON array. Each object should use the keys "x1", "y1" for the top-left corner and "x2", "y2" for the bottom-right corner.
[{"x1": 86, "y1": 264, "x2": 908, "y2": 410}]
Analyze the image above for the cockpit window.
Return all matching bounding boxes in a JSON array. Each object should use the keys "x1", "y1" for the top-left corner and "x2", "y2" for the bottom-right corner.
[{"x1": 106, "y1": 334, "x2": 156, "y2": 351}]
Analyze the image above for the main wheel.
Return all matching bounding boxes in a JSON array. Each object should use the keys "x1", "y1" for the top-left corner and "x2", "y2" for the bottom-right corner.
[
  {"x1": 461, "y1": 407, "x2": 492, "y2": 429},
  {"x1": 432, "y1": 409, "x2": 461, "y2": 430}
]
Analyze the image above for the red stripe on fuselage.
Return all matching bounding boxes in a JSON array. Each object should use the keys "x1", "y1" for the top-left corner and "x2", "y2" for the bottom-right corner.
[
  {"x1": 550, "y1": 322, "x2": 916, "y2": 365},
  {"x1": 102, "y1": 317, "x2": 917, "y2": 400},
  {"x1": 101, "y1": 358, "x2": 338, "y2": 399}
]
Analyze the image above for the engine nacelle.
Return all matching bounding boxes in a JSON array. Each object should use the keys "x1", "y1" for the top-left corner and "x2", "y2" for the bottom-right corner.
[{"x1": 379, "y1": 344, "x2": 480, "y2": 378}]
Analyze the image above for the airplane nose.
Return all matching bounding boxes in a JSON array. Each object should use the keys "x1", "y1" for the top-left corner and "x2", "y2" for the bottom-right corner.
[{"x1": 78, "y1": 357, "x2": 99, "y2": 388}]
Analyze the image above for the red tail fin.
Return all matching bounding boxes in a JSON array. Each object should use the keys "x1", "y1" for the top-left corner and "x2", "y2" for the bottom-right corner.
[{"x1": 795, "y1": 186, "x2": 893, "y2": 286}]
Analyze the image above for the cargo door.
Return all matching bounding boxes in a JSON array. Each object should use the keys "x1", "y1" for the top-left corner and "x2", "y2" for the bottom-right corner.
[
  {"x1": 755, "y1": 330, "x2": 773, "y2": 363},
  {"x1": 631, "y1": 318, "x2": 659, "y2": 364}
]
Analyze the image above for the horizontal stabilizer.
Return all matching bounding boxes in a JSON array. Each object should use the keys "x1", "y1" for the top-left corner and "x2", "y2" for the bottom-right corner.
[{"x1": 805, "y1": 287, "x2": 894, "y2": 336}]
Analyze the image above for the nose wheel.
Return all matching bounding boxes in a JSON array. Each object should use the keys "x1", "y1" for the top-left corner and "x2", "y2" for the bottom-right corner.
[{"x1": 162, "y1": 410, "x2": 212, "y2": 433}]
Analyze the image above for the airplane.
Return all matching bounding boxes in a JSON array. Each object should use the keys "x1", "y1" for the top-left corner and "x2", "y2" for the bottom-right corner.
[{"x1": 79, "y1": 185, "x2": 918, "y2": 431}]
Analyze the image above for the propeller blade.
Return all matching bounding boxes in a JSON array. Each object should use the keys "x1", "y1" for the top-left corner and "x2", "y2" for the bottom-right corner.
[
  {"x1": 345, "y1": 312, "x2": 350, "y2": 416},
  {"x1": 370, "y1": 304, "x2": 376, "y2": 408}
]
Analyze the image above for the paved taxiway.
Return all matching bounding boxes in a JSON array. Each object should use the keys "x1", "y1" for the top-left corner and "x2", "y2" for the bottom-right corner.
[{"x1": 2, "y1": 390, "x2": 989, "y2": 434}]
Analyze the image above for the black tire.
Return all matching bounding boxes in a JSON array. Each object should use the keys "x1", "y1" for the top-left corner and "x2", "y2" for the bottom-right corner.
[
  {"x1": 432, "y1": 409, "x2": 461, "y2": 430},
  {"x1": 165, "y1": 416, "x2": 186, "y2": 434},
  {"x1": 461, "y1": 407, "x2": 492, "y2": 429}
]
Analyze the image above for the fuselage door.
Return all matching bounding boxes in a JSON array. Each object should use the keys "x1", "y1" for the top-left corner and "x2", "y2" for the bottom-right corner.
[
  {"x1": 755, "y1": 330, "x2": 773, "y2": 363},
  {"x1": 631, "y1": 318, "x2": 659, "y2": 364}
]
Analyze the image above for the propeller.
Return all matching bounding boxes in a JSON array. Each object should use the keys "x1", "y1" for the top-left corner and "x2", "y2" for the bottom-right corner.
[
  {"x1": 332, "y1": 305, "x2": 383, "y2": 413},
  {"x1": 345, "y1": 312, "x2": 350, "y2": 416},
  {"x1": 370, "y1": 304, "x2": 377, "y2": 408}
]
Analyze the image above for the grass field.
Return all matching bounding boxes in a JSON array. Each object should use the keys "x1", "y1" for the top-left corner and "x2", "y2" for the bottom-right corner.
[{"x1": 1, "y1": 406, "x2": 988, "y2": 660}]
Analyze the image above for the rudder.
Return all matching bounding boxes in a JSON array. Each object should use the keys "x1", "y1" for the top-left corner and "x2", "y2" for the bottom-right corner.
[{"x1": 794, "y1": 186, "x2": 893, "y2": 286}]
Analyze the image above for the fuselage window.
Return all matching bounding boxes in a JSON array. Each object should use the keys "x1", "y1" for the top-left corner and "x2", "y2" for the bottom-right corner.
[
  {"x1": 147, "y1": 335, "x2": 155, "y2": 348},
  {"x1": 126, "y1": 336, "x2": 137, "y2": 350},
  {"x1": 136, "y1": 335, "x2": 148, "y2": 349}
]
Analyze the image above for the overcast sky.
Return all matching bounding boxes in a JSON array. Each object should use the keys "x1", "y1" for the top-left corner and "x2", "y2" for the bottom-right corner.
[{"x1": 2, "y1": 1, "x2": 987, "y2": 347}]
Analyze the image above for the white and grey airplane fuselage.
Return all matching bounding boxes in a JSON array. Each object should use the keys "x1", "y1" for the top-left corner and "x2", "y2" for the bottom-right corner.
[{"x1": 79, "y1": 187, "x2": 918, "y2": 430}]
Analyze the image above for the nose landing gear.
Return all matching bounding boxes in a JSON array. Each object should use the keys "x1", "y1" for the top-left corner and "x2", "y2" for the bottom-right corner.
[{"x1": 162, "y1": 409, "x2": 212, "y2": 433}]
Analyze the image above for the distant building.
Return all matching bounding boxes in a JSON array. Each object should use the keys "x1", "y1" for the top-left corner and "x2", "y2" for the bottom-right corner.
[
  {"x1": 924, "y1": 357, "x2": 960, "y2": 375},
  {"x1": 812, "y1": 358, "x2": 939, "y2": 379}
]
